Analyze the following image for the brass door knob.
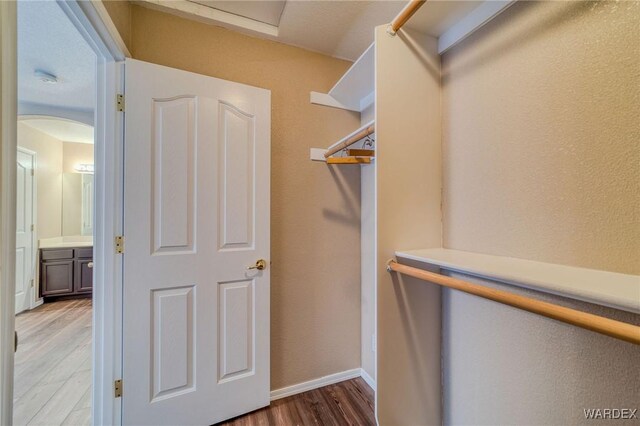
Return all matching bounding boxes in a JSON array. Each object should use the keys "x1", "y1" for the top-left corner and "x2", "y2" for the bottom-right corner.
[{"x1": 247, "y1": 259, "x2": 267, "y2": 270}]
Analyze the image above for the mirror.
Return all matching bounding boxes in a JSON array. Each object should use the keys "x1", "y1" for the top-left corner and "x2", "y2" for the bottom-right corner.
[
  {"x1": 18, "y1": 116, "x2": 94, "y2": 239},
  {"x1": 62, "y1": 172, "x2": 94, "y2": 236}
]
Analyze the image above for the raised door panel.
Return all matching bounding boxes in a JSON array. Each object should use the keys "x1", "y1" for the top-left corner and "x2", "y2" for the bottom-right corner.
[
  {"x1": 218, "y1": 279, "x2": 254, "y2": 383},
  {"x1": 41, "y1": 261, "x2": 74, "y2": 296},
  {"x1": 218, "y1": 102, "x2": 255, "y2": 251},
  {"x1": 151, "y1": 286, "x2": 195, "y2": 402},
  {"x1": 152, "y1": 96, "x2": 196, "y2": 255}
]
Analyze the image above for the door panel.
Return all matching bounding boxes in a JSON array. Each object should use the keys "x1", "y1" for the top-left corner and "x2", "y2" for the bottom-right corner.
[
  {"x1": 123, "y1": 58, "x2": 270, "y2": 425},
  {"x1": 218, "y1": 102, "x2": 255, "y2": 251},
  {"x1": 151, "y1": 286, "x2": 195, "y2": 401},
  {"x1": 152, "y1": 96, "x2": 196, "y2": 254},
  {"x1": 218, "y1": 279, "x2": 254, "y2": 382}
]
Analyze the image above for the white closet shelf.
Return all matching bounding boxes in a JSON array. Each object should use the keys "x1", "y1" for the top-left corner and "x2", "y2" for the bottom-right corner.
[
  {"x1": 310, "y1": 43, "x2": 374, "y2": 113},
  {"x1": 309, "y1": 1, "x2": 516, "y2": 113},
  {"x1": 395, "y1": 248, "x2": 640, "y2": 314}
]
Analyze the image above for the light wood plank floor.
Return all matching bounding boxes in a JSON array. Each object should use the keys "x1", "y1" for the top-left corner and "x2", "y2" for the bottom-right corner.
[
  {"x1": 217, "y1": 378, "x2": 376, "y2": 426},
  {"x1": 14, "y1": 299, "x2": 92, "y2": 426}
]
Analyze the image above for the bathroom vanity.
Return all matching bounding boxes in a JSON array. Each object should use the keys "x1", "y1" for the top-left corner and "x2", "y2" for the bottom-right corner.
[{"x1": 39, "y1": 238, "x2": 93, "y2": 300}]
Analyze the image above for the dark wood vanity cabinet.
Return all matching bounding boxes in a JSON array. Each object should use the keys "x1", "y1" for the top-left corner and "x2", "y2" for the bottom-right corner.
[{"x1": 40, "y1": 247, "x2": 93, "y2": 299}]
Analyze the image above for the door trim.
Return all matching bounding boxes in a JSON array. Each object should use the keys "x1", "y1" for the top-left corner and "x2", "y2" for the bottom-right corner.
[
  {"x1": 0, "y1": 2, "x2": 18, "y2": 423},
  {"x1": 56, "y1": 2, "x2": 127, "y2": 424},
  {"x1": 16, "y1": 146, "x2": 38, "y2": 312}
]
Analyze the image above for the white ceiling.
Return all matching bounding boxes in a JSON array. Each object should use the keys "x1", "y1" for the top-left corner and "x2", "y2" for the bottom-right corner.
[
  {"x1": 404, "y1": 1, "x2": 484, "y2": 37},
  {"x1": 17, "y1": 1, "x2": 96, "y2": 116},
  {"x1": 193, "y1": 1, "x2": 287, "y2": 26},
  {"x1": 137, "y1": 0, "x2": 406, "y2": 61},
  {"x1": 21, "y1": 118, "x2": 94, "y2": 144},
  {"x1": 277, "y1": 0, "x2": 405, "y2": 60}
]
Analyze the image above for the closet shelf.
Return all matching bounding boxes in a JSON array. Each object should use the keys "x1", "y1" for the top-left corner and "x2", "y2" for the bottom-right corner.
[
  {"x1": 310, "y1": 43, "x2": 374, "y2": 112},
  {"x1": 309, "y1": 1, "x2": 516, "y2": 112},
  {"x1": 395, "y1": 248, "x2": 640, "y2": 314}
]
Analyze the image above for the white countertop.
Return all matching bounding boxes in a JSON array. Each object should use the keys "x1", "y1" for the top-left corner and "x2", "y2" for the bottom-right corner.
[
  {"x1": 39, "y1": 236, "x2": 93, "y2": 249},
  {"x1": 395, "y1": 248, "x2": 640, "y2": 314}
]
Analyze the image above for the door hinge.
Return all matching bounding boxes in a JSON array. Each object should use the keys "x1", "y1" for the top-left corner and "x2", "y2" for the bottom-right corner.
[
  {"x1": 30, "y1": 168, "x2": 34, "y2": 176},
  {"x1": 114, "y1": 379, "x2": 123, "y2": 398},
  {"x1": 116, "y1": 94, "x2": 125, "y2": 112},
  {"x1": 30, "y1": 279, "x2": 34, "y2": 288},
  {"x1": 115, "y1": 235, "x2": 125, "y2": 254},
  {"x1": 31, "y1": 224, "x2": 34, "y2": 232}
]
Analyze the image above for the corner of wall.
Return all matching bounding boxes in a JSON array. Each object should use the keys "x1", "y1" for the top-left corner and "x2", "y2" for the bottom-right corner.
[{"x1": 375, "y1": 25, "x2": 443, "y2": 425}]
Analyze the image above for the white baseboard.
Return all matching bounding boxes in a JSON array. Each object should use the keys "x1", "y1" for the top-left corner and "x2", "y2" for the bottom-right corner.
[
  {"x1": 270, "y1": 368, "x2": 362, "y2": 401},
  {"x1": 359, "y1": 368, "x2": 376, "y2": 391}
]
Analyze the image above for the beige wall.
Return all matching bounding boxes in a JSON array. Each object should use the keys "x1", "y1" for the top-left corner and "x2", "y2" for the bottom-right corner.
[
  {"x1": 441, "y1": 2, "x2": 640, "y2": 424},
  {"x1": 107, "y1": 4, "x2": 363, "y2": 390},
  {"x1": 102, "y1": 0, "x2": 131, "y2": 50},
  {"x1": 442, "y1": 0, "x2": 640, "y2": 275},
  {"x1": 62, "y1": 142, "x2": 93, "y2": 174},
  {"x1": 375, "y1": 27, "x2": 442, "y2": 425},
  {"x1": 17, "y1": 122, "x2": 63, "y2": 239}
]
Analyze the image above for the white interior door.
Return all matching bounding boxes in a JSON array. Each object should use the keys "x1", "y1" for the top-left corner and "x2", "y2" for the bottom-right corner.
[
  {"x1": 15, "y1": 148, "x2": 35, "y2": 315},
  {"x1": 123, "y1": 58, "x2": 271, "y2": 425}
]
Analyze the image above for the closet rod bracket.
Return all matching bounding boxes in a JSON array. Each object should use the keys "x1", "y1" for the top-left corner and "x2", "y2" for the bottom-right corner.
[{"x1": 386, "y1": 259, "x2": 395, "y2": 272}]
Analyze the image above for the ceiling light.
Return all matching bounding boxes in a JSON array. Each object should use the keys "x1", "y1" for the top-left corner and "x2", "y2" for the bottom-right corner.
[{"x1": 34, "y1": 69, "x2": 58, "y2": 84}]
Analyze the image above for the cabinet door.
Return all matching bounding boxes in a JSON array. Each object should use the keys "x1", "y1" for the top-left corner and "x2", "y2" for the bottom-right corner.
[
  {"x1": 75, "y1": 259, "x2": 93, "y2": 293},
  {"x1": 41, "y1": 260, "x2": 74, "y2": 296}
]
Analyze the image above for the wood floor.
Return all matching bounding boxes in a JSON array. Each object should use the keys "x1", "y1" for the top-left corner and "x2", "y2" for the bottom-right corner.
[
  {"x1": 13, "y1": 299, "x2": 374, "y2": 426},
  {"x1": 13, "y1": 299, "x2": 92, "y2": 426},
  {"x1": 218, "y1": 378, "x2": 375, "y2": 426}
]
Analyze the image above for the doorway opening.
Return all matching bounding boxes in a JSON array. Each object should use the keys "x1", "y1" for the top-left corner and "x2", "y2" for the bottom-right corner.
[
  {"x1": 14, "y1": 2, "x2": 96, "y2": 424},
  {"x1": 2, "y1": 1, "x2": 124, "y2": 424}
]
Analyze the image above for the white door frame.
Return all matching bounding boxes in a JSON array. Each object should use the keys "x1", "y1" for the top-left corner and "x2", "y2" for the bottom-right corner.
[
  {"x1": 16, "y1": 146, "x2": 38, "y2": 312},
  {"x1": 0, "y1": 2, "x2": 127, "y2": 424},
  {"x1": 0, "y1": 2, "x2": 18, "y2": 424}
]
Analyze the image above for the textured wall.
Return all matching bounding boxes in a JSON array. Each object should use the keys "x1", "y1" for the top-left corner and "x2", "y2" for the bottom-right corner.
[
  {"x1": 441, "y1": 1, "x2": 640, "y2": 424},
  {"x1": 376, "y1": 27, "x2": 442, "y2": 425},
  {"x1": 109, "y1": 4, "x2": 363, "y2": 390},
  {"x1": 101, "y1": 0, "x2": 131, "y2": 50},
  {"x1": 442, "y1": 0, "x2": 640, "y2": 275},
  {"x1": 17, "y1": 121, "x2": 63, "y2": 239},
  {"x1": 443, "y1": 272, "x2": 640, "y2": 425}
]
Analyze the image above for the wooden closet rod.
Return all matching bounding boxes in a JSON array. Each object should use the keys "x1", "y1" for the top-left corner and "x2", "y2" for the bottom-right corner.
[
  {"x1": 324, "y1": 124, "x2": 375, "y2": 158},
  {"x1": 389, "y1": 0, "x2": 427, "y2": 34},
  {"x1": 387, "y1": 260, "x2": 640, "y2": 345}
]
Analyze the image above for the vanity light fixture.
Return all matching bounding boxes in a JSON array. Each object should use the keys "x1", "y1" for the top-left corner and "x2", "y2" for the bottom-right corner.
[
  {"x1": 74, "y1": 163, "x2": 94, "y2": 173},
  {"x1": 34, "y1": 69, "x2": 59, "y2": 84}
]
